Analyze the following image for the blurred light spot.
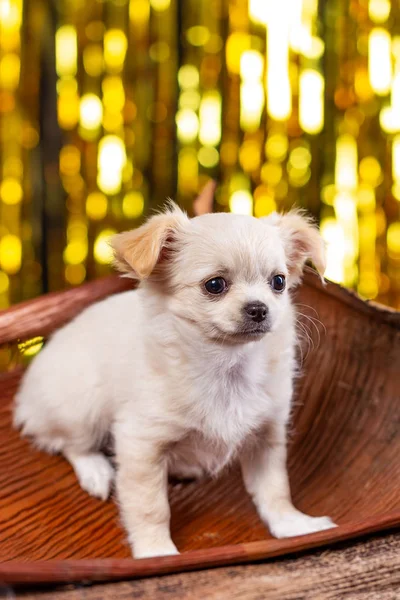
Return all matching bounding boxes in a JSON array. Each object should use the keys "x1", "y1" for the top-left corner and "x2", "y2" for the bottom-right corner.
[
  {"x1": 358, "y1": 185, "x2": 376, "y2": 211},
  {"x1": 150, "y1": 0, "x2": 170, "y2": 10},
  {"x1": 266, "y1": 6, "x2": 291, "y2": 121},
  {"x1": 289, "y1": 147, "x2": 312, "y2": 170},
  {"x1": 0, "y1": 177, "x2": 22, "y2": 205},
  {"x1": 0, "y1": 234, "x2": 22, "y2": 274},
  {"x1": 240, "y1": 52, "x2": 265, "y2": 132},
  {"x1": 199, "y1": 92, "x2": 221, "y2": 146},
  {"x1": 392, "y1": 135, "x2": 400, "y2": 183},
  {"x1": 358, "y1": 275, "x2": 379, "y2": 299},
  {"x1": 261, "y1": 163, "x2": 282, "y2": 186},
  {"x1": 0, "y1": 271, "x2": 9, "y2": 294},
  {"x1": 368, "y1": 28, "x2": 391, "y2": 95},
  {"x1": 178, "y1": 148, "x2": 198, "y2": 194},
  {"x1": 368, "y1": 0, "x2": 390, "y2": 23},
  {"x1": 67, "y1": 219, "x2": 87, "y2": 241},
  {"x1": 187, "y1": 26, "x2": 210, "y2": 47},
  {"x1": 104, "y1": 29, "x2": 127, "y2": 71},
  {"x1": 57, "y1": 78, "x2": 78, "y2": 95},
  {"x1": 254, "y1": 195, "x2": 276, "y2": 218},
  {"x1": 240, "y1": 51, "x2": 264, "y2": 81},
  {"x1": 299, "y1": 70, "x2": 324, "y2": 134},
  {"x1": 149, "y1": 41, "x2": 170, "y2": 62},
  {"x1": 0, "y1": 0, "x2": 22, "y2": 29},
  {"x1": 83, "y1": 44, "x2": 104, "y2": 77},
  {"x1": 0, "y1": 54, "x2": 20, "y2": 89},
  {"x1": 379, "y1": 106, "x2": 400, "y2": 133},
  {"x1": 86, "y1": 192, "x2": 108, "y2": 220},
  {"x1": 387, "y1": 222, "x2": 400, "y2": 256},
  {"x1": 198, "y1": 146, "x2": 219, "y2": 168},
  {"x1": 80, "y1": 94, "x2": 103, "y2": 131},
  {"x1": 226, "y1": 32, "x2": 251, "y2": 74},
  {"x1": 355, "y1": 67, "x2": 374, "y2": 101},
  {"x1": 58, "y1": 88, "x2": 79, "y2": 130},
  {"x1": 359, "y1": 156, "x2": 382, "y2": 186},
  {"x1": 240, "y1": 82, "x2": 264, "y2": 132},
  {"x1": 97, "y1": 136, "x2": 126, "y2": 194},
  {"x1": 122, "y1": 161, "x2": 134, "y2": 183},
  {"x1": 179, "y1": 89, "x2": 200, "y2": 110},
  {"x1": 60, "y1": 145, "x2": 81, "y2": 176},
  {"x1": 301, "y1": 37, "x2": 325, "y2": 60},
  {"x1": 229, "y1": 190, "x2": 253, "y2": 215},
  {"x1": 19, "y1": 337, "x2": 44, "y2": 358},
  {"x1": 102, "y1": 76, "x2": 125, "y2": 111},
  {"x1": 56, "y1": 26, "x2": 77, "y2": 77},
  {"x1": 205, "y1": 34, "x2": 223, "y2": 54},
  {"x1": 265, "y1": 134, "x2": 288, "y2": 162},
  {"x1": 21, "y1": 126, "x2": 39, "y2": 149},
  {"x1": 248, "y1": 0, "x2": 269, "y2": 25},
  {"x1": 320, "y1": 219, "x2": 345, "y2": 283},
  {"x1": 130, "y1": 0, "x2": 150, "y2": 23},
  {"x1": 321, "y1": 184, "x2": 336, "y2": 206},
  {"x1": 123, "y1": 191, "x2": 144, "y2": 218},
  {"x1": 65, "y1": 264, "x2": 86, "y2": 285},
  {"x1": 64, "y1": 239, "x2": 88, "y2": 265},
  {"x1": 229, "y1": 173, "x2": 251, "y2": 194},
  {"x1": 103, "y1": 111, "x2": 124, "y2": 131},
  {"x1": 392, "y1": 183, "x2": 400, "y2": 201},
  {"x1": 288, "y1": 166, "x2": 311, "y2": 187},
  {"x1": 239, "y1": 141, "x2": 261, "y2": 172},
  {"x1": 335, "y1": 135, "x2": 358, "y2": 191},
  {"x1": 176, "y1": 109, "x2": 199, "y2": 143},
  {"x1": 178, "y1": 65, "x2": 199, "y2": 89},
  {"x1": 94, "y1": 229, "x2": 117, "y2": 264}
]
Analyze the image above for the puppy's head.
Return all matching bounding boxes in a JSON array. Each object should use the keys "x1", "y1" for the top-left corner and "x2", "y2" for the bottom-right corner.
[{"x1": 110, "y1": 204, "x2": 325, "y2": 344}]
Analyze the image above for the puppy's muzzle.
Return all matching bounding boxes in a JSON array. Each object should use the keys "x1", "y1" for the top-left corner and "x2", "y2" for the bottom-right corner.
[
  {"x1": 239, "y1": 302, "x2": 271, "y2": 336},
  {"x1": 243, "y1": 302, "x2": 268, "y2": 324}
]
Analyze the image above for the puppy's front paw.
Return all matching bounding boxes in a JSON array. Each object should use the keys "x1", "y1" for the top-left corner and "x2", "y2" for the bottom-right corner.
[
  {"x1": 71, "y1": 453, "x2": 115, "y2": 501},
  {"x1": 133, "y1": 540, "x2": 179, "y2": 559},
  {"x1": 269, "y1": 512, "x2": 336, "y2": 539}
]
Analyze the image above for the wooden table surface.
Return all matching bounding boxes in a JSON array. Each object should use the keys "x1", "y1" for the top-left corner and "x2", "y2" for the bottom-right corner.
[{"x1": 8, "y1": 532, "x2": 400, "y2": 599}]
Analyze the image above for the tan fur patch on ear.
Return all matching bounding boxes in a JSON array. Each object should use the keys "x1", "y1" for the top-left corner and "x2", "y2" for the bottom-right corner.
[
  {"x1": 110, "y1": 204, "x2": 188, "y2": 280},
  {"x1": 273, "y1": 210, "x2": 326, "y2": 285}
]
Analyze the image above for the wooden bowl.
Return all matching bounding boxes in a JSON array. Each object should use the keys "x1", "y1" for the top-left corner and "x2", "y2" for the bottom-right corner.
[{"x1": 0, "y1": 271, "x2": 399, "y2": 585}]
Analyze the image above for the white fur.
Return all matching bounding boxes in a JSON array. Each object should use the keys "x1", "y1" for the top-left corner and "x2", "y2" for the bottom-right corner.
[{"x1": 14, "y1": 208, "x2": 335, "y2": 558}]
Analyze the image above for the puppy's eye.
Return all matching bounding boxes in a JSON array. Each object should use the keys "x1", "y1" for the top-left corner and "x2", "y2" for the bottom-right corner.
[
  {"x1": 204, "y1": 277, "x2": 227, "y2": 295},
  {"x1": 271, "y1": 274, "x2": 286, "y2": 292}
]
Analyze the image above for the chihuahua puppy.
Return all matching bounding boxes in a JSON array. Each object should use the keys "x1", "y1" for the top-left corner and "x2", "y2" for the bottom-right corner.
[{"x1": 14, "y1": 205, "x2": 335, "y2": 558}]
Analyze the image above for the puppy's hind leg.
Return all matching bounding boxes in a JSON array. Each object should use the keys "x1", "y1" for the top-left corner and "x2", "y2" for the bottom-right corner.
[{"x1": 64, "y1": 450, "x2": 115, "y2": 501}]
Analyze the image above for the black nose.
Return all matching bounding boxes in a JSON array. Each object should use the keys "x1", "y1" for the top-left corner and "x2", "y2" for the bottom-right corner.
[{"x1": 244, "y1": 302, "x2": 268, "y2": 323}]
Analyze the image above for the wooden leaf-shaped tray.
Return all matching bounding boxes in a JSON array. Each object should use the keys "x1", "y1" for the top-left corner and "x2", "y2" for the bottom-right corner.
[{"x1": 0, "y1": 271, "x2": 399, "y2": 586}]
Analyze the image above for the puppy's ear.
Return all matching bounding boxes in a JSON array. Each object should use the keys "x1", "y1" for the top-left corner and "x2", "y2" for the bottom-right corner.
[
  {"x1": 263, "y1": 210, "x2": 326, "y2": 285},
  {"x1": 110, "y1": 202, "x2": 188, "y2": 280}
]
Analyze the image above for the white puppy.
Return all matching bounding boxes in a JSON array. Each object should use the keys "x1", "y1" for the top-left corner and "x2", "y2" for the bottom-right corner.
[{"x1": 14, "y1": 205, "x2": 335, "y2": 558}]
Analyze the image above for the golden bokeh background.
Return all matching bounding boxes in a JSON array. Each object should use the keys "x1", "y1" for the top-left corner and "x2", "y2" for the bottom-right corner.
[{"x1": 1, "y1": 0, "x2": 400, "y2": 309}]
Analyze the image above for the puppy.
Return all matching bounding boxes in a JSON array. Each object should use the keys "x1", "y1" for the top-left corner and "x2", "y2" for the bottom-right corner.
[{"x1": 14, "y1": 205, "x2": 336, "y2": 558}]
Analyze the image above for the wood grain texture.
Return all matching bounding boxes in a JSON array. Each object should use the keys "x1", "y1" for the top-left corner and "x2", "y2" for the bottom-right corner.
[
  {"x1": 0, "y1": 271, "x2": 399, "y2": 585},
  {"x1": 0, "y1": 276, "x2": 133, "y2": 345},
  {"x1": 13, "y1": 533, "x2": 400, "y2": 599}
]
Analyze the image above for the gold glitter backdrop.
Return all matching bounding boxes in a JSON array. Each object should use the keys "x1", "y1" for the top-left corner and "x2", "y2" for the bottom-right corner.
[{"x1": 0, "y1": 0, "x2": 400, "y2": 308}]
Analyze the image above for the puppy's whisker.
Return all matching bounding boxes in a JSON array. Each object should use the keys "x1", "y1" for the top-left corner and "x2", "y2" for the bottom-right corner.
[
  {"x1": 297, "y1": 313, "x2": 319, "y2": 350},
  {"x1": 295, "y1": 320, "x2": 312, "y2": 365},
  {"x1": 295, "y1": 303, "x2": 327, "y2": 335}
]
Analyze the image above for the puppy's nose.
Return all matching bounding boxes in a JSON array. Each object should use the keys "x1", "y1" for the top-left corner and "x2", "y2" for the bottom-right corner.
[{"x1": 244, "y1": 302, "x2": 268, "y2": 323}]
